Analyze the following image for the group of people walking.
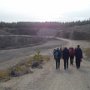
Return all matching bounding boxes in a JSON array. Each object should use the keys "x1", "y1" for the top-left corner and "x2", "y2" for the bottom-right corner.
[{"x1": 53, "y1": 45, "x2": 83, "y2": 70}]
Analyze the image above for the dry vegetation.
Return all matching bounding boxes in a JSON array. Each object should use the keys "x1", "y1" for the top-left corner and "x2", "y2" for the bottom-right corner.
[
  {"x1": 84, "y1": 48, "x2": 90, "y2": 60},
  {"x1": 0, "y1": 69, "x2": 10, "y2": 82},
  {"x1": 1, "y1": 20, "x2": 90, "y2": 42},
  {"x1": 0, "y1": 50, "x2": 50, "y2": 82},
  {"x1": 0, "y1": 35, "x2": 45, "y2": 49}
]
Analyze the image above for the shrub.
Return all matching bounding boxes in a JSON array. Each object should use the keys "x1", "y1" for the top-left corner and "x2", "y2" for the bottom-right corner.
[
  {"x1": 84, "y1": 48, "x2": 90, "y2": 59},
  {"x1": 0, "y1": 70, "x2": 10, "y2": 82},
  {"x1": 0, "y1": 50, "x2": 50, "y2": 82},
  {"x1": 10, "y1": 64, "x2": 32, "y2": 77},
  {"x1": 33, "y1": 49, "x2": 43, "y2": 61}
]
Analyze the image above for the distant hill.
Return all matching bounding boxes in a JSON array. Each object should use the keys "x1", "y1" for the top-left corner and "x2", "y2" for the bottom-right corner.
[
  {"x1": 56, "y1": 23, "x2": 90, "y2": 40},
  {"x1": 0, "y1": 29, "x2": 11, "y2": 35},
  {"x1": 0, "y1": 20, "x2": 90, "y2": 40}
]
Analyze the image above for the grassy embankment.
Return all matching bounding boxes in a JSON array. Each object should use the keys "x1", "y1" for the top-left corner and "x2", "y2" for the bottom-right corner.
[
  {"x1": 84, "y1": 48, "x2": 90, "y2": 61},
  {"x1": 0, "y1": 50, "x2": 50, "y2": 82}
]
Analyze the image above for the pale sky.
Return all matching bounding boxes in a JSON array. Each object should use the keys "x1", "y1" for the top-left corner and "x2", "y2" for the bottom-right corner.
[{"x1": 0, "y1": 0, "x2": 90, "y2": 22}]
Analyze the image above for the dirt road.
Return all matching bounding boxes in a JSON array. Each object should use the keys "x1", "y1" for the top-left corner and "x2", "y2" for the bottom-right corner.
[
  {"x1": 0, "y1": 38, "x2": 66, "y2": 69},
  {"x1": 1, "y1": 57, "x2": 90, "y2": 90},
  {"x1": 0, "y1": 38, "x2": 90, "y2": 90},
  {"x1": 26, "y1": 59, "x2": 90, "y2": 90}
]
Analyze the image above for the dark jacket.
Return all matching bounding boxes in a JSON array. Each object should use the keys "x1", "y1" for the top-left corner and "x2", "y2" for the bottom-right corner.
[
  {"x1": 53, "y1": 49, "x2": 61, "y2": 60},
  {"x1": 75, "y1": 48, "x2": 83, "y2": 59},
  {"x1": 63, "y1": 48, "x2": 69, "y2": 60},
  {"x1": 69, "y1": 48, "x2": 75, "y2": 57}
]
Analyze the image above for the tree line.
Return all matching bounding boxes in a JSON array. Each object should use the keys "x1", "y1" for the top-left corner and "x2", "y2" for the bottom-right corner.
[{"x1": 0, "y1": 19, "x2": 90, "y2": 29}]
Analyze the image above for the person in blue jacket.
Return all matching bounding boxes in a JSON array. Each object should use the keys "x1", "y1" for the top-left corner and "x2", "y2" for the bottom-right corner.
[
  {"x1": 75, "y1": 45, "x2": 83, "y2": 69},
  {"x1": 53, "y1": 48, "x2": 62, "y2": 69},
  {"x1": 62, "y1": 47, "x2": 69, "y2": 70}
]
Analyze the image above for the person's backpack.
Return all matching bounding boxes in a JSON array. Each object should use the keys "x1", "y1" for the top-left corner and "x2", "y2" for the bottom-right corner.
[
  {"x1": 75, "y1": 48, "x2": 83, "y2": 59},
  {"x1": 54, "y1": 50, "x2": 60, "y2": 59},
  {"x1": 69, "y1": 48, "x2": 74, "y2": 56}
]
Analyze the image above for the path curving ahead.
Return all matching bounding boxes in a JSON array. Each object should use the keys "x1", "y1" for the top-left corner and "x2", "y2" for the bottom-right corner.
[
  {"x1": 0, "y1": 38, "x2": 66, "y2": 69},
  {"x1": 0, "y1": 38, "x2": 90, "y2": 90}
]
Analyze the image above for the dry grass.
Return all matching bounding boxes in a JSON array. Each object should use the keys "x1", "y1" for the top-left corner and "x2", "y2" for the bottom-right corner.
[
  {"x1": 43, "y1": 55, "x2": 50, "y2": 62},
  {"x1": 0, "y1": 51, "x2": 50, "y2": 82},
  {"x1": 0, "y1": 69, "x2": 10, "y2": 82},
  {"x1": 84, "y1": 48, "x2": 90, "y2": 59}
]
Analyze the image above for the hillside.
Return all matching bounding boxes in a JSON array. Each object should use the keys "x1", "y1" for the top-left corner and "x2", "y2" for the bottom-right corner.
[
  {"x1": 0, "y1": 20, "x2": 90, "y2": 37},
  {"x1": 0, "y1": 35, "x2": 46, "y2": 49},
  {"x1": 57, "y1": 24, "x2": 90, "y2": 40},
  {"x1": 0, "y1": 20, "x2": 90, "y2": 49},
  {"x1": 0, "y1": 29, "x2": 11, "y2": 35}
]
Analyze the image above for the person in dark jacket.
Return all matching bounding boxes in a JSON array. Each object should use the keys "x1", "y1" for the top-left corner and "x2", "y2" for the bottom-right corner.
[
  {"x1": 53, "y1": 48, "x2": 62, "y2": 69},
  {"x1": 69, "y1": 47, "x2": 75, "y2": 65},
  {"x1": 63, "y1": 47, "x2": 69, "y2": 70},
  {"x1": 75, "y1": 45, "x2": 83, "y2": 69},
  {"x1": 53, "y1": 49, "x2": 56, "y2": 60}
]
